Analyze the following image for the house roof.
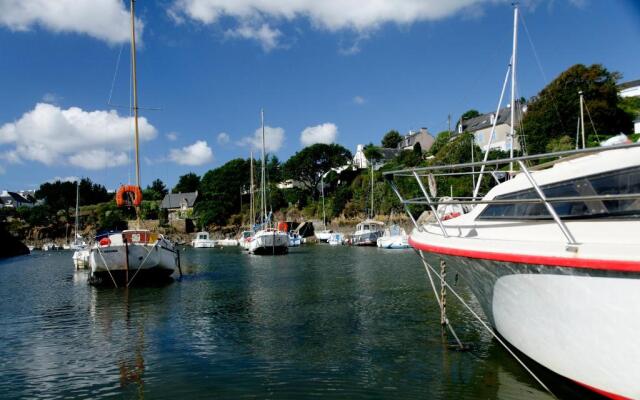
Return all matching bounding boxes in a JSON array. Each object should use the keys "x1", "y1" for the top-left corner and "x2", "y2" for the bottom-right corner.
[
  {"x1": 160, "y1": 191, "x2": 198, "y2": 209},
  {"x1": 618, "y1": 79, "x2": 640, "y2": 90},
  {"x1": 379, "y1": 148, "x2": 400, "y2": 160},
  {"x1": 0, "y1": 191, "x2": 34, "y2": 206}
]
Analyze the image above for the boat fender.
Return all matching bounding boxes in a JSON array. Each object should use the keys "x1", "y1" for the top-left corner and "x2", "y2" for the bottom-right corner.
[
  {"x1": 115, "y1": 185, "x2": 143, "y2": 207},
  {"x1": 99, "y1": 237, "x2": 111, "y2": 247},
  {"x1": 442, "y1": 212, "x2": 461, "y2": 221}
]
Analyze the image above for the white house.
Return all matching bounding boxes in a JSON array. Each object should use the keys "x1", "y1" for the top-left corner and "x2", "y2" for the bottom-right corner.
[
  {"x1": 0, "y1": 191, "x2": 35, "y2": 208},
  {"x1": 457, "y1": 104, "x2": 524, "y2": 152},
  {"x1": 352, "y1": 144, "x2": 400, "y2": 169},
  {"x1": 619, "y1": 80, "x2": 640, "y2": 98}
]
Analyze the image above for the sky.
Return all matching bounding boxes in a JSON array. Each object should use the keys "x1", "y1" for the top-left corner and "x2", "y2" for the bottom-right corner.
[{"x1": 0, "y1": 0, "x2": 639, "y2": 191}]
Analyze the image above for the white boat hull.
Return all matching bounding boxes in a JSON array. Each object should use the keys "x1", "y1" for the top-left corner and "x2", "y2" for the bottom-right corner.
[
  {"x1": 376, "y1": 236, "x2": 409, "y2": 249},
  {"x1": 248, "y1": 231, "x2": 289, "y2": 255},
  {"x1": 72, "y1": 249, "x2": 90, "y2": 269},
  {"x1": 416, "y1": 246, "x2": 640, "y2": 400},
  {"x1": 192, "y1": 240, "x2": 216, "y2": 248},
  {"x1": 89, "y1": 236, "x2": 176, "y2": 286}
]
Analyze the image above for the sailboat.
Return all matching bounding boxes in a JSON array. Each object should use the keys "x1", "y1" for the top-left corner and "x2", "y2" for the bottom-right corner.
[
  {"x1": 70, "y1": 180, "x2": 90, "y2": 269},
  {"x1": 248, "y1": 110, "x2": 289, "y2": 255},
  {"x1": 315, "y1": 173, "x2": 333, "y2": 242},
  {"x1": 88, "y1": 0, "x2": 178, "y2": 286},
  {"x1": 351, "y1": 162, "x2": 384, "y2": 246},
  {"x1": 386, "y1": 5, "x2": 640, "y2": 399},
  {"x1": 239, "y1": 152, "x2": 256, "y2": 250}
]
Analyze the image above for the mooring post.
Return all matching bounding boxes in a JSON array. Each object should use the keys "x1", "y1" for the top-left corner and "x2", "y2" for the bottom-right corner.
[
  {"x1": 440, "y1": 259, "x2": 447, "y2": 328},
  {"x1": 124, "y1": 237, "x2": 130, "y2": 288}
]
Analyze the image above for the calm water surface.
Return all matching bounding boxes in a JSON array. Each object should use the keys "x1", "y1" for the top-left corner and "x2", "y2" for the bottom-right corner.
[{"x1": 0, "y1": 246, "x2": 558, "y2": 399}]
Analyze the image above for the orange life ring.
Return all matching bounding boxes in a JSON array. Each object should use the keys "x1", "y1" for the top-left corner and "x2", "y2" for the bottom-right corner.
[{"x1": 115, "y1": 185, "x2": 143, "y2": 207}]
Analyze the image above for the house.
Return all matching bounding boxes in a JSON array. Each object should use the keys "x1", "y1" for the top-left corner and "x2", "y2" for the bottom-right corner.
[
  {"x1": 457, "y1": 104, "x2": 524, "y2": 152},
  {"x1": 619, "y1": 79, "x2": 640, "y2": 98},
  {"x1": 160, "y1": 191, "x2": 198, "y2": 221},
  {"x1": 0, "y1": 190, "x2": 35, "y2": 208},
  {"x1": 397, "y1": 127, "x2": 435, "y2": 152},
  {"x1": 352, "y1": 144, "x2": 400, "y2": 169}
]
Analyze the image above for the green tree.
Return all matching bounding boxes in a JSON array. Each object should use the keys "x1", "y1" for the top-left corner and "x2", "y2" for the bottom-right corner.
[
  {"x1": 429, "y1": 131, "x2": 452, "y2": 155},
  {"x1": 381, "y1": 130, "x2": 402, "y2": 148},
  {"x1": 197, "y1": 159, "x2": 250, "y2": 227},
  {"x1": 522, "y1": 63, "x2": 632, "y2": 154},
  {"x1": 36, "y1": 180, "x2": 76, "y2": 222},
  {"x1": 283, "y1": 143, "x2": 352, "y2": 199},
  {"x1": 363, "y1": 143, "x2": 383, "y2": 163},
  {"x1": 172, "y1": 172, "x2": 200, "y2": 193},
  {"x1": 460, "y1": 109, "x2": 480, "y2": 121},
  {"x1": 143, "y1": 179, "x2": 168, "y2": 201}
]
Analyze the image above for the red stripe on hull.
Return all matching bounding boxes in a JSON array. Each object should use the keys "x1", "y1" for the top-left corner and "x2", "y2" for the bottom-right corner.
[
  {"x1": 573, "y1": 380, "x2": 631, "y2": 400},
  {"x1": 409, "y1": 237, "x2": 640, "y2": 273}
]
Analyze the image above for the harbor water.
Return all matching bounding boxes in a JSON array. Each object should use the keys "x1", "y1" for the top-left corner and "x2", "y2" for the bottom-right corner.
[{"x1": 1, "y1": 246, "x2": 564, "y2": 399}]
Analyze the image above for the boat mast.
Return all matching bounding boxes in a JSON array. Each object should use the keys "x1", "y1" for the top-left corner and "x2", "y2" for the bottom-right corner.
[
  {"x1": 74, "y1": 180, "x2": 80, "y2": 243},
  {"x1": 321, "y1": 175, "x2": 326, "y2": 229},
  {"x1": 260, "y1": 109, "x2": 267, "y2": 227},
  {"x1": 130, "y1": 0, "x2": 141, "y2": 226},
  {"x1": 509, "y1": 3, "x2": 518, "y2": 174},
  {"x1": 579, "y1": 90, "x2": 586, "y2": 149},
  {"x1": 370, "y1": 162, "x2": 374, "y2": 219},
  {"x1": 250, "y1": 151, "x2": 254, "y2": 229}
]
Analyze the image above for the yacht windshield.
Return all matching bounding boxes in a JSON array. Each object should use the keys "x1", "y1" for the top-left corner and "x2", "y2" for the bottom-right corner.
[{"x1": 479, "y1": 166, "x2": 640, "y2": 220}]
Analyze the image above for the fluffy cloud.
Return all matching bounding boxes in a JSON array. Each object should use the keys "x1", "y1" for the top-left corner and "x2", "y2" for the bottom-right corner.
[
  {"x1": 0, "y1": 103, "x2": 156, "y2": 169},
  {"x1": 169, "y1": 140, "x2": 213, "y2": 165},
  {"x1": 217, "y1": 132, "x2": 230, "y2": 144},
  {"x1": 300, "y1": 123, "x2": 338, "y2": 146},
  {"x1": 225, "y1": 23, "x2": 282, "y2": 52},
  {"x1": 239, "y1": 126, "x2": 285, "y2": 152},
  {"x1": 0, "y1": 0, "x2": 143, "y2": 44},
  {"x1": 48, "y1": 176, "x2": 79, "y2": 183},
  {"x1": 170, "y1": 0, "x2": 502, "y2": 49}
]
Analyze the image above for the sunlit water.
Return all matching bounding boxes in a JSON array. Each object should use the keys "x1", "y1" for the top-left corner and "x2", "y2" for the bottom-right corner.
[{"x1": 0, "y1": 246, "x2": 580, "y2": 399}]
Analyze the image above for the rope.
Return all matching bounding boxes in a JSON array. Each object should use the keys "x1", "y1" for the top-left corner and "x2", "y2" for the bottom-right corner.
[
  {"x1": 414, "y1": 249, "x2": 557, "y2": 398},
  {"x1": 583, "y1": 101, "x2": 601, "y2": 144},
  {"x1": 127, "y1": 242, "x2": 157, "y2": 287},
  {"x1": 96, "y1": 247, "x2": 118, "y2": 288}
]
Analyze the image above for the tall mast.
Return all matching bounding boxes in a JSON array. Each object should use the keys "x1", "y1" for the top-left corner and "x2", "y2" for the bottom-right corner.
[
  {"x1": 321, "y1": 175, "x2": 326, "y2": 229},
  {"x1": 370, "y1": 163, "x2": 374, "y2": 219},
  {"x1": 579, "y1": 90, "x2": 586, "y2": 149},
  {"x1": 509, "y1": 3, "x2": 518, "y2": 174},
  {"x1": 250, "y1": 151, "x2": 254, "y2": 228},
  {"x1": 74, "y1": 180, "x2": 80, "y2": 242},
  {"x1": 260, "y1": 109, "x2": 267, "y2": 226},
  {"x1": 130, "y1": 0, "x2": 141, "y2": 226}
]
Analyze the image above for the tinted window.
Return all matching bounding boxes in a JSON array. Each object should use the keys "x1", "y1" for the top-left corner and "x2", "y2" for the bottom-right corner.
[{"x1": 479, "y1": 166, "x2": 640, "y2": 220}]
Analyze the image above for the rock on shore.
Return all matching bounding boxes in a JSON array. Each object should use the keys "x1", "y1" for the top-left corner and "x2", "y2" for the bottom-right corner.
[{"x1": 0, "y1": 225, "x2": 29, "y2": 259}]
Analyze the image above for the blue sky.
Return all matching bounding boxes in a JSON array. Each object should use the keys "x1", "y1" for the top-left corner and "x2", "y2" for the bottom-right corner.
[{"x1": 0, "y1": 0, "x2": 638, "y2": 191}]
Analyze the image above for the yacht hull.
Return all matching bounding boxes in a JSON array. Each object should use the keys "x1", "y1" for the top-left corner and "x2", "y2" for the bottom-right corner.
[
  {"x1": 248, "y1": 232, "x2": 289, "y2": 255},
  {"x1": 351, "y1": 231, "x2": 382, "y2": 246},
  {"x1": 89, "y1": 240, "x2": 176, "y2": 286},
  {"x1": 414, "y1": 242, "x2": 640, "y2": 400}
]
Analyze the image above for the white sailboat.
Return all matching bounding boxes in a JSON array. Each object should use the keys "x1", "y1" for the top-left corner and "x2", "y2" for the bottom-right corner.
[
  {"x1": 386, "y1": 5, "x2": 640, "y2": 399},
  {"x1": 351, "y1": 163, "x2": 384, "y2": 246},
  {"x1": 88, "y1": 0, "x2": 177, "y2": 286},
  {"x1": 248, "y1": 110, "x2": 289, "y2": 255},
  {"x1": 239, "y1": 152, "x2": 256, "y2": 250},
  {"x1": 71, "y1": 180, "x2": 90, "y2": 269}
]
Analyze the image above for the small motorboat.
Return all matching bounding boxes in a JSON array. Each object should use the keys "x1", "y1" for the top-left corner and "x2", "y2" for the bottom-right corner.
[{"x1": 191, "y1": 231, "x2": 216, "y2": 248}]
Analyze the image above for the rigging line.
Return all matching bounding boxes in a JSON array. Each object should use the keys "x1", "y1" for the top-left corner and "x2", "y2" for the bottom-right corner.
[
  {"x1": 519, "y1": 12, "x2": 567, "y2": 135},
  {"x1": 583, "y1": 101, "x2": 601, "y2": 144},
  {"x1": 107, "y1": 42, "x2": 125, "y2": 107},
  {"x1": 413, "y1": 249, "x2": 557, "y2": 399}
]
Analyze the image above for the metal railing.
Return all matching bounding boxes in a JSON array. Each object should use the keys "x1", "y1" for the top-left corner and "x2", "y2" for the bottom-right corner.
[{"x1": 384, "y1": 142, "x2": 640, "y2": 245}]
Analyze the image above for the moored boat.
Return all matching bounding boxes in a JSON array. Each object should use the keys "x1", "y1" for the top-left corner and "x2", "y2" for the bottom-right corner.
[
  {"x1": 351, "y1": 220, "x2": 384, "y2": 246},
  {"x1": 386, "y1": 143, "x2": 640, "y2": 399},
  {"x1": 191, "y1": 231, "x2": 216, "y2": 248},
  {"x1": 376, "y1": 224, "x2": 409, "y2": 249}
]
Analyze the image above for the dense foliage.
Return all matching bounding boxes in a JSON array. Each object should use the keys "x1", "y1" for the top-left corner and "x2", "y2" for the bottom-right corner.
[
  {"x1": 172, "y1": 173, "x2": 201, "y2": 193},
  {"x1": 381, "y1": 130, "x2": 402, "y2": 148},
  {"x1": 521, "y1": 64, "x2": 632, "y2": 154}
]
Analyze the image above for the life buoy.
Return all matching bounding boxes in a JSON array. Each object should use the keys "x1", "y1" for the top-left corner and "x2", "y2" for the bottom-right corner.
[{"x1": 115, "y1": 185, "x2": 143, "y2": 207}]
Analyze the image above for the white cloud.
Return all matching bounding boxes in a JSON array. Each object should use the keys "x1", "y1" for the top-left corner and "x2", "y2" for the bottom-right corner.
[
  {"x1": 238, "y1": 126, "x2": 285, "y2": 152},
  {"x1": 353, "y1": 95, "x2": 366, "y2": 105},
  {"x1": 171, "y1": 0, "x2": 505, "y2": 52},
  {"x1": 300, "y1": 123, "x2": 338, "y2": 146},
  {"x1": 42, "y1": 92, "x2": 62, "y2": 104},
  {"x1": 169, "y1": 140, "x2": 213, "y2": 165},
  {"x1": 217, "y1": 132, "x2": 230, "y2": 144},
  {"x1": 0, "y1": 103, "x2": 156, "y2": 169},
  {"x1": 166, "y1": 132, "x2": 178, "y2": 141},
  {"x1": 0, "y1": 0, "x2": 143, "y2": 44},
  {"x1": 225, "y1": 23, "x2": 282, "y2": 51}
]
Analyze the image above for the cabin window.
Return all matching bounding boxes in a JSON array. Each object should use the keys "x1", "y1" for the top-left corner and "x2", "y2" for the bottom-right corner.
[{"x1": 479, "y1": 166, "x2": 640, "y2": 220}]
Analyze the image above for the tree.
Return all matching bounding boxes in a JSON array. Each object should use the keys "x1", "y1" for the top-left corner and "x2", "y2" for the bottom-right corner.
[
  {"x1": 283, "y1": 143, "x2": 352, "y2": 199},
  {"x1": 521, "y1": 63, "x2": 632, "y2": 154},
  {"x1": 429, "y1": 131, "x2": 452, "y2": 156},
  {"x1": 173, "y1": 173, "x2": 200, "y2": 193},
  {"x1": 381, "y1": 130, "x2": 402, "y2": 148},
  {"x1": 197, "y1": 159, "x2": 250, "y2": 226},
  {"x1": 363, "y1": 143, "x2": 383, "y2": 163},
  {"x1": 144, "y1": 179, "x2": 168, "y2": 201},
  {"x1": 460, "y1": 109, "x2": 480, "y2": 121}
]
